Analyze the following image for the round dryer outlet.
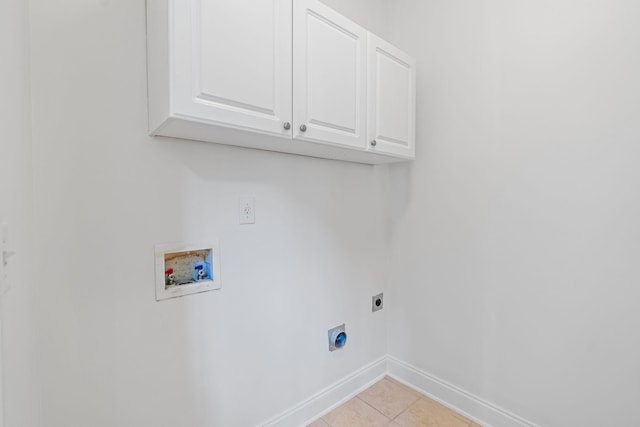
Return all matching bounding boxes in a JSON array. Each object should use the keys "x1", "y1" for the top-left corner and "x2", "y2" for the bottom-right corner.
[{"x1": 372, "y1": 293, "x2": 383, "y2": 312}]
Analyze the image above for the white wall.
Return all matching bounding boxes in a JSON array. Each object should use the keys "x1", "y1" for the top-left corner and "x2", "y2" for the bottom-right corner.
[
  {"x1": 322, "y1": 0, "x2": 389, "y2": 39},
  {"x1": 386, "y1": 1, "x2": 640, "y2": 426},
  {"x1": 29, "y1": 0, "x2": 640, "y2": 425},
  {"x1": 0, "y1": 0, "x2": 40, "y2": 426},
  {"x1": 28, "y1": 1, "x2": 390, "y2": 426}
]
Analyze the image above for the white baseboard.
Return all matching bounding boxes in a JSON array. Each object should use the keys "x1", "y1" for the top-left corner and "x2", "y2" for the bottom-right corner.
[
  {"x1": 386, "y1": 356, "x2": 539, "y2": 427},
  {"x1": 260, "y1": 356, "x2": 388, "y2": 427},
  {"x1": 260, "y1": 355, "x2": 539, "y2": 427}
]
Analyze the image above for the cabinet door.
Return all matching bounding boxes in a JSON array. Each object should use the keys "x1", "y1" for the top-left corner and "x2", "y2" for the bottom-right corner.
[
  {"x1": 293, "y1": 0, "x2": 367, "y2": 149},
  {"x1": 367, "y1": 33, "x2": 415, "y2": 158},
  {"x1": 171, "y1": 0, "x2": 293, "y2": 137}
]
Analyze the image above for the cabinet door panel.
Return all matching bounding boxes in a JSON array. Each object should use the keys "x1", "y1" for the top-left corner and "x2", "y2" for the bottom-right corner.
[
  {"x1": 293, "y1": 0, "x2": 367, "y2": 149},
  {"x1": 173, "y1": 0, "x2": 292, "y2": 136},
  {"x1": 367, "y1": 33, "x2": 415, "y2": 158}
]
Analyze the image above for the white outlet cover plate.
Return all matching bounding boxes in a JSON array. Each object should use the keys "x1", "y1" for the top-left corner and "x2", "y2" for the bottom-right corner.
[
  {"x1": 155, "y1": 241, "x2": 222, "y2": 301},
  {"x1": 238, "y1": 197, "x2": 255, "y2": 224}
]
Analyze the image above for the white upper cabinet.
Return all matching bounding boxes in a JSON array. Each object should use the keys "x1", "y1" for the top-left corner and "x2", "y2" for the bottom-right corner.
[
  {"x1": 367, "y1": 33, "x2": 416, "y2": 159},
  {"x1": 147, "y1": 0, "x2": 415, "y2": 164},
  {"x1": 149, "y1": 0, "x2": 292, "y2": 137},
  {"x1": 293, "y1": 0, "x2": 367, "y2": 149}
]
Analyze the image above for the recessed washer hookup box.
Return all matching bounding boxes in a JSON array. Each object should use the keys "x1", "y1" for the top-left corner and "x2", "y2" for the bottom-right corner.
[{"x1": 155, "y1": 241, "x2": 221, "y2": 301}]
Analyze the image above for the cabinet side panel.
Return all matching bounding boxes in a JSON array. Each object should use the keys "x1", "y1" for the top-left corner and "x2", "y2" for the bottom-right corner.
[{"x1": 146, "y1": 0, "x2": 172, "y2": 134}]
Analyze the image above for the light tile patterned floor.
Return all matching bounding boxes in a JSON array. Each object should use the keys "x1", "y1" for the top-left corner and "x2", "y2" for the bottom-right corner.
[{"x1": 308, "y1": 377, "x2": 482, "y2": 427}]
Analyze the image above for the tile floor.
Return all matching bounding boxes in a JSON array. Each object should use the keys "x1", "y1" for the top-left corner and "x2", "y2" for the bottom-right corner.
[{"x1": 308, "y1": 377, "x2": 482, "y2": 427}]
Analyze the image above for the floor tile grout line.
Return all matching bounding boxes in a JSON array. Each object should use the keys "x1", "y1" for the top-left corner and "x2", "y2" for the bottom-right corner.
[
  {"x1": 361, "y1": 377, "x2": 423, "y2": 421},
  {"x1": 317, "y1": 378, "x2": 476, "y2": 427},
  {"x1": 385, "y1": 378, "x2": 424, "y2": 400},
  {"x1": 355, "y1": 395, "x2": 392, "y2": 422},
  {"x1": 360, "y1": 378, "x2": 428, "y2": 423},
  {"x1": 390, "y1": 395, "x2": 422, "y2": 423},
  {"x1": 357, "y1": 383, "x2": 419, "y2": 422},
  {"x1": 318, "y1": 415, "x2": 332, "y2": 427}
]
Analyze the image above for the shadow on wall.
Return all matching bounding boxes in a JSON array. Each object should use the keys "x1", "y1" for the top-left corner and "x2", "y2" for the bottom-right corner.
[{"x1": 388, "y1": 162, "x2": 412, "y2": 232}]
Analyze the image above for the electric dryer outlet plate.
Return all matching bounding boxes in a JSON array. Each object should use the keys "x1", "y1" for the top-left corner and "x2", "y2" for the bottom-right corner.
[{"x1": 372, "y1": 293, "x2": 383, "y2": 312}]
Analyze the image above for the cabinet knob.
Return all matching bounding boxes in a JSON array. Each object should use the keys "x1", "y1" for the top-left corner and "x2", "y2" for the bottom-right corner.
[
  {"x1": 370, "y1": 140, "x2": 377, "y2": 147},
  {"x1": 283, "y1": 122, "x2": 291, "y2": 130},
  {"x1": 300, "y1": 124, "x2": 307, "y2": 132}
]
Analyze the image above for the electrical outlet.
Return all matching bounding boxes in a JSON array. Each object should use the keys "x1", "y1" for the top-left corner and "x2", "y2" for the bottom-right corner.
[
  {"x1": 238, "y1": 197, "x2": 255, "y2": 224},
  {"x1": 372, "y1": 293, "x2": 383, "y2": 312}
]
